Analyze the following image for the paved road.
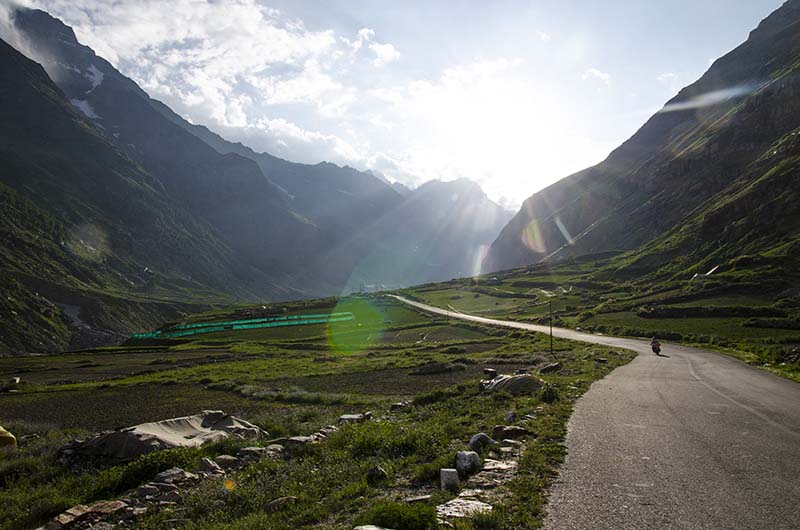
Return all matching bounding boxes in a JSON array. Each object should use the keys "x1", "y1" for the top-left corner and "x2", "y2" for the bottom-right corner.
[{"x1": 391, "y1": 295, "x2": 800, "y2": 530}]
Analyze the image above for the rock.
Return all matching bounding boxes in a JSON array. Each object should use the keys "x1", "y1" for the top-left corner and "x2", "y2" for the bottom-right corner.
[
  {"x1": 405, "y1": 494, "x2": 432, "y2": 503},
  {"x1": 440, "y1": 468, "x2": 460, "y2": 492},
  {"x1": 468, "y1": 433, "x2": 497, "y2": 453},
  {"x1": 265, "y1": 496, "x2": 298, "y2": 512},
  {"x1": 134, "y1": 484, "x2": 160, "y2": 498},
  {"x1": 436, "y1": 498, "x2": 492, "y2": 519},
  {"x1": 492, "y1": 425, "x2": 532, "y2": 440},
  {"x1": 285, "y1": 436, "x2": 315, "y2": 447},
  {"x1": 54, "y1": 505, "x2": 91, "y2": 526},
  {"x1": 597, "y1": 357, "x2": 608, "y2": 363},
  {"x1": 150, "y1": 482, "x2": 178, "y2": 492},
  {"x1": 483, "y1": 368, "x2": 498, "y2": 377},
  {"x1": 152, "y1": 467, "x2": 197, "y2": 484},
  {"x1": 500, "y1": 439, "x2": 523, "y2": 448},
  {"x1": 390, "y1": 402, "x2": 409, "y2": 412},
  {"x1": 366, "y1": 465, "x2": 388, "y2": 485},
  {"x1": 538, "y1": 362, "x2": 561, "y2": 374},
  {"x1": 339, "y1": 411, "x2": 372, "y2": 423},
  {"x1": 504, "y1": 411, "x2": 517, "y2": 423},
  {"x1": 214, "y1": 454, "x2": 241, "y2": 469},
  {"x1": 238, "y1": 446, "x2": 268, "y2": 459},
  {"x1": 480, "y1": 374, "x2": 544, "y2": 394},
  {"x1": 455, "y1": 451, "x2": 481, "y2": 477},
  {"x1": 199, "y1": 457, "x2": 223, "y2": 473},
  {"x1": 266, "y1": 444, "x2": 285, "y2": 452},
  {"x1": 354, "y1": 526, "x2": 395, "y2": 530},
  {"x1": 157, "y1": 490, "x2": 182, "y2": 503}
]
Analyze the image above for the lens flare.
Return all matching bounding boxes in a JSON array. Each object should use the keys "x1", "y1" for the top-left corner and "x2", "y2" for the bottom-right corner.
[
  {"x1": 326, "y1": 297, "x2": 384, "y2": 355},
  {"x1": 521, "y1": 219, "x2": 546, "y2": 253}
]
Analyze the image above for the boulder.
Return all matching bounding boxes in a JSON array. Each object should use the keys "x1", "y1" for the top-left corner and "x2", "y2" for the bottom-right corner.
[
  {"x1": 480, "y1": 374, "x2": 543, "y2": 395},
  {"x1": 354, "y1": 526, "x2": 395, "y2": 530},
  {"x1": 214, "y1": 455, "x2": 241, "y2": 469},
  {"x1": 455, "y1": 451, "x2": 481, "y2": 477},
  {"x1": 440, "y1": 468, "x2": 460, "y2": 492},
  {"x1": 436, "y1": 498, "x2": 492, "y2": 519},
  {"x1": 0, "y1": 425, "x2": 16, "y2": 450},
  {"x1": 199, "y1": 457, "x2": 223, "y2": 474},
  {"x1": 483, "y1": 368, "x2": 498, "y2": 377},
  {"x1": 238, "y1": 446, "x2": 268, "y2": 459},
  {"x1": 468, "y1": 433, "x2": 497, "y2": 453},
  {"x1": 57, "y1": 410, "x2": 266, "y2": 464}
]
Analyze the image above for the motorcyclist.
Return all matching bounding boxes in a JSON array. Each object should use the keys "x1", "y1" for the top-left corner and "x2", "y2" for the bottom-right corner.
[{"x1": 650, "y1": 337, "x2": 661, "y2": 355}]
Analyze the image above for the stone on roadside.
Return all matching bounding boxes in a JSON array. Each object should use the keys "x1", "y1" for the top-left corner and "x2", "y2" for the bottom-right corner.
[
  {"x1": 468, "y1": 432, "x2": 497, "y2": 453},
  {"x1": 436, "y1": 498, "x2": 492, "y2": 519},
  {"x1": 440, "y1": 468, "x2": 460, "y2": 492},
  {"x1": 492, "y1": 425, "x2": 531, "y2": 440},
  {"x1": 455, "y1": 451, "x2": 481, "y2": 477}
]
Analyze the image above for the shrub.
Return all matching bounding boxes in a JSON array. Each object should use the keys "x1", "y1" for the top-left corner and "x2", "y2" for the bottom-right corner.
[{"x1": 357, "y1": 501, "x2": 438, "y2": 530}]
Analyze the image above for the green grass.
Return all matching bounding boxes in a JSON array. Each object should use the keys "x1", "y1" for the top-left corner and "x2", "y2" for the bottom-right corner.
[{"x1": 0, "y1": 296, "x2": 634, "y2": 529}]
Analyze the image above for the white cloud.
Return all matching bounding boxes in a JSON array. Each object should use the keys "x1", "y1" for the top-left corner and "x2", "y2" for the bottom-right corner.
[
  {"x1": 369, "y1": 41, "x2": 400, "y2": 66},
  {"x1": 537, "y1": 30, "x2": 551, "y2": 42},
  {"x1": 582, "y1": 67, "x2": 611, "y2": 86}
]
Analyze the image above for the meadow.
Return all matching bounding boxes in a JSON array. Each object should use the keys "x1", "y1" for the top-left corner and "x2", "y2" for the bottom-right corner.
[{"x1": 0, "y1": 295, "x2": 633, "y2": 529}]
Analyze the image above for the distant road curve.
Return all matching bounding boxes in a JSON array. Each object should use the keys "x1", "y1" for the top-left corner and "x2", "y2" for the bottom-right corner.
[{"x1": 390, "y1": 295, "x2": 800, "y2": 530}]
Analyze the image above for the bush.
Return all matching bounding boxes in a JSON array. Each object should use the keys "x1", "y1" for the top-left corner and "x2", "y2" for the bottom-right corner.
[{"x1": 358, "y1": 501, "x2": 438, "y2": 530}]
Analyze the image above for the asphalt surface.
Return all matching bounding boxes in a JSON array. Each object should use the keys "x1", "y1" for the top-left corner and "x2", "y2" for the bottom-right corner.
[{"x1": 391, "y1": 295, "x2": 800, "y2": 530}]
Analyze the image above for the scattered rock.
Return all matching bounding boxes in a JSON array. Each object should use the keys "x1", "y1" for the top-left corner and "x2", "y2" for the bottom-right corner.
[
  {"x1": 285, "y1": 436, "x2": 315, "y2": 447},
  {"x1": 266, "y1": 444, "x2": 285, "y2": 452},
  {"x1": 238, "y1": 446, "x2": 268, "y2": 459},
  {"x1": 436, "y1": 498, "x2": 492, "y2": 519},
  {"x1": 134, "y1": 484, "x2": 160, "y2": 498},
  {"x1": 483, "y1": 368, "x2": 498, "y2": 377},
  {"x1": 354, "y1": 526, "x2": 395, "y2": 530},
  {"x1": 339, "y1": 411, "x2": 373, "y2": 423},
  {"x1": 156, "y1": 490, "x2": 182, "y2": 503},
  {"x1": 538, "y1": 362, "x2": 561, "y2": 374},
  {"x1": 213, "y1": 455, "x2": 241, "y2": 469},
  {"x1": 492, "y1": 425, "x2": 532, "y2": 440},
  {"x1": 440, "y1": 468, "x2": 460, "y2": 492},
  {"x1": 405, "y1": 494, "x2": 432, "y2": 503},
  {"x1": 597, "y1": 357, "x2": 608, "y2": 364},
  {"x1": 480, "y1": 374, "x2": 544, "y2": 394},
  {"x1": 265, "y1": 496, "x2": 298, "y2": 512},
  {"x1": 504, "y1": 411, "x2": 517, "y2": 423},
  {"x1": 153, "y1": 467, "x2": 197, "y2": 484},
  {"x1": 468, "y1": 433, "x2": 497, "y2": 453},
  {"x1": 500, "y1": 439, "x2": 523, "y2": 448},
  {"x1": 455, "y1": 451, "x2": 481, "y2": 478},
  {"x1": 199, "y1": 457, "x2": 223, "y2": 473},
  {"x1": 390, "y1": 401, "x2": 410, "y2": 412},
  {"x1": 366, "y1": 465, "x2": 388, "y2": 485}
]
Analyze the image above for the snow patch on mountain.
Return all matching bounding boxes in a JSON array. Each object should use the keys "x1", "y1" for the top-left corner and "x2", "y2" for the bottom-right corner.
[{"x1": 84, "y1": 64, "x2": 103, "y2": 92}]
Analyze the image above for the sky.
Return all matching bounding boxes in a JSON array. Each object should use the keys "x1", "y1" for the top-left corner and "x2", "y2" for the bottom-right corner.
[{"x1": 14, "y1": 0, "x2": 786, "y2": 209}]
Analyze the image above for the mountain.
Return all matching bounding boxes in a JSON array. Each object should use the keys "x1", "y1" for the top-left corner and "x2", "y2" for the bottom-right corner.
[
  {"x1": 0, "y1": 36, "x2": 264, "y2": 353},
  {"x1": 13, "y1": 9, "x2": 324, "y2": 293},
  {"x1": 0, "y1": 8, "x2": 511, "y2": 352},
  {"x1": 484, "y1": 0, "x2": 800, "y2": 280}
]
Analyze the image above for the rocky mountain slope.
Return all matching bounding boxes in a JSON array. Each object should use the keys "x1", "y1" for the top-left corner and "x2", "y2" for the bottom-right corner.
[{"x1": 484, "y1": 0, "x2": 800, "y2": 281}]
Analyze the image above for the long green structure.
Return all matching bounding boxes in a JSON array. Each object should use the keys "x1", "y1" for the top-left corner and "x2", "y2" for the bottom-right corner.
[{"x1": 132, "y1": 312, "x2": 354, "y2": 339}]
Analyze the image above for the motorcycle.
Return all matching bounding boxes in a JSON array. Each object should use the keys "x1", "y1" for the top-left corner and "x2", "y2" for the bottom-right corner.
[{"x1": 651, "y1": 342, "x2": 661, "y2": 355}]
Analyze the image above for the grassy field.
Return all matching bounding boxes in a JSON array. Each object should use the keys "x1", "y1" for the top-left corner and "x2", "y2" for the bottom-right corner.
[
  {"x1": 401, "y1": 255, "x2": 800, "y2": 383},
  {"x1": 0, "y1": 295, "x2": 634, "y2": 529}
]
